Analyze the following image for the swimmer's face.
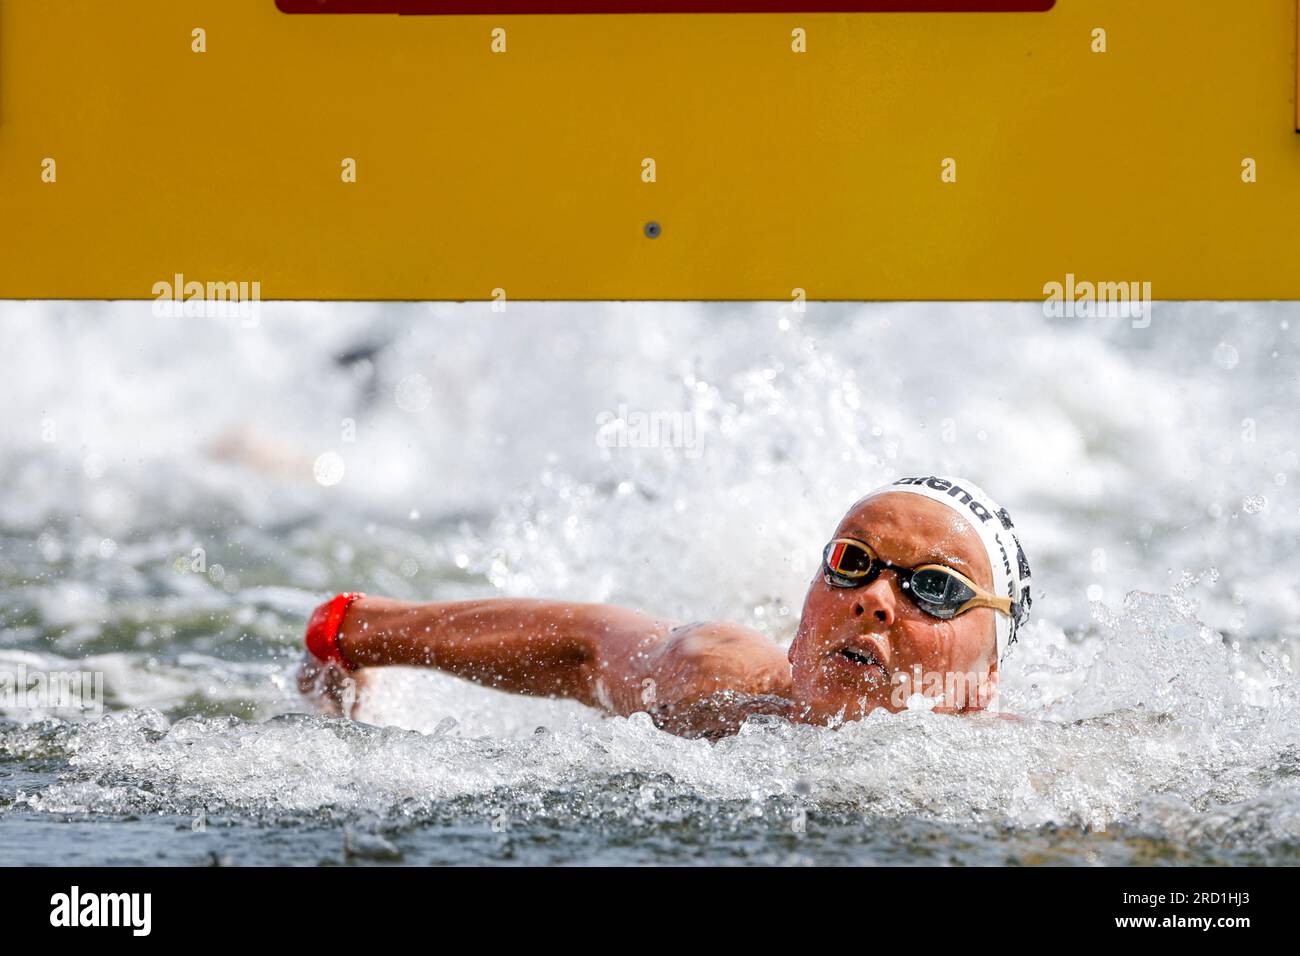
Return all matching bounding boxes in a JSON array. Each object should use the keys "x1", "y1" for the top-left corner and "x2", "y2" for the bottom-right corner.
[{"x1": 788, "y1": 493, "x2": 999, "y2": 724}]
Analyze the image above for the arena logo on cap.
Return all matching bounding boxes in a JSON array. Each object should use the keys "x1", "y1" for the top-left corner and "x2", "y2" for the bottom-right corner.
[{"x1": 892, "y1": 476, "x2": 1002, "y2": 526}]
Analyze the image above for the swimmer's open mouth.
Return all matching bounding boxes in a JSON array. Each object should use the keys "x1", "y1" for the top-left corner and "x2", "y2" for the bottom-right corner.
[
  {"x1": 839, "y1": 646, "x2": 882, "y2": 667},
  {"x1": 833, "y1": 637, "x2": 890, "y2": 682}
]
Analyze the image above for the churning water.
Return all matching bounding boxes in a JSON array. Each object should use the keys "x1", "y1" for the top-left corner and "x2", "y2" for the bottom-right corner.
[{"x1": 1, "y1": 301, "x2": 1298, "y2": 865}]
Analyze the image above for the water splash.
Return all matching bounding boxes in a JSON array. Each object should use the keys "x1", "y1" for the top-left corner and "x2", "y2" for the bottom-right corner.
[{"x1": 1, "y1": 301, "x2": 1298, "y2": 863}]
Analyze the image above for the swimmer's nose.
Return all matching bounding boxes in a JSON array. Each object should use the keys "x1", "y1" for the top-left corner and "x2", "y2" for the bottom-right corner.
[{"x1": 854, "y1": 577, "x2": 896, "y2": 628}]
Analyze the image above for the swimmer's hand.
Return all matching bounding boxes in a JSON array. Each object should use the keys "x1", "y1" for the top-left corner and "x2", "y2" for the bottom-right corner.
[{"x1": 296, "y1": 651, "x2": 364, "y2": 719}]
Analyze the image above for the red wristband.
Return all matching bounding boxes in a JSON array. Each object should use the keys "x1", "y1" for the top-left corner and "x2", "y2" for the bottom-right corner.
[{"x1": 304, "y1": 592, "x2": 365, "y2": 671}]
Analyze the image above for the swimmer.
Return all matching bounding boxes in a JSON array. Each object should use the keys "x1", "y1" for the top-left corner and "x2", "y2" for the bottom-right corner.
[{"x1": 298, "y1": 476, "x2": 1032, "y2": 738}]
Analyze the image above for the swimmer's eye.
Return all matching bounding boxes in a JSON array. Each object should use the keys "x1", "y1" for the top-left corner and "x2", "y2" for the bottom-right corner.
[
  {"x1": 906, "y1": 567, "x2": 978, "y2": 619},
  {"x1": 823, "y1": 539, "x2": 878, "y2": 586}
]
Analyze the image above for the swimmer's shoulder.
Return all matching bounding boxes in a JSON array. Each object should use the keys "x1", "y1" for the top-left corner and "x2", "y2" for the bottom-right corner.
[
  {"x1": 656, "y1": 620, "x2": 791, "y2": 698},
  {"x1": 666, "y1": 620, "x2": 785, "y2": 658}
]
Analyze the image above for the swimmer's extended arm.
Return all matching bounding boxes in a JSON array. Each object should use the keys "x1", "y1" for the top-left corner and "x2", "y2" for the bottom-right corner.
[{"x1": 323, "y1": 596, "x2": 675, "y2": 710}]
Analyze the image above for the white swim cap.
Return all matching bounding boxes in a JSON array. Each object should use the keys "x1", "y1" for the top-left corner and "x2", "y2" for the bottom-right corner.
[{"x1": 869, "y1": 475, "x2": 1032, "y2": 663}]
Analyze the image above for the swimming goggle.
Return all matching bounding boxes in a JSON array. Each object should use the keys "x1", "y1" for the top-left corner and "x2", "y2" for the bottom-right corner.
[{"x1": 822, "y1": 537, "x2": 1020, "y2": 621}]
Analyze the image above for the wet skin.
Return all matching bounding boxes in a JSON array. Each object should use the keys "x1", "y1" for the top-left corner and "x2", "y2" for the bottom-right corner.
[{"x1": 300, "y1": 492, "x2": 1001, "y2": 739}]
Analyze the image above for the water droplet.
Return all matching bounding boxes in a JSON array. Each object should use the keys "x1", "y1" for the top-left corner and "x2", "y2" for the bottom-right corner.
[
  {"x1": 1212, "y1": 342, "x2": 1239, "y2": 370},
  {"x1": 394, "y1": 373, "x2": 433, "y2": 412},
  {"x1": 313, "y1": 451, "x2": 345, "y2": 486},
  {"x1": 1241, "y1": 494, "x2": 1267, "y2": 514}
]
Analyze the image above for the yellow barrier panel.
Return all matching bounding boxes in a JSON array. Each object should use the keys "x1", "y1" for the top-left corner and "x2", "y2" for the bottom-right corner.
[{"x1": 0, "y1": 0, "x2": 1296, "y2": 299}]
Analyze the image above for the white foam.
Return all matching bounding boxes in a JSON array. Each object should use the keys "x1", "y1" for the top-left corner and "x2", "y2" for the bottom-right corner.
[{"x1": 2, "y1": 301, "x2": 1298, "y2": 845}]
